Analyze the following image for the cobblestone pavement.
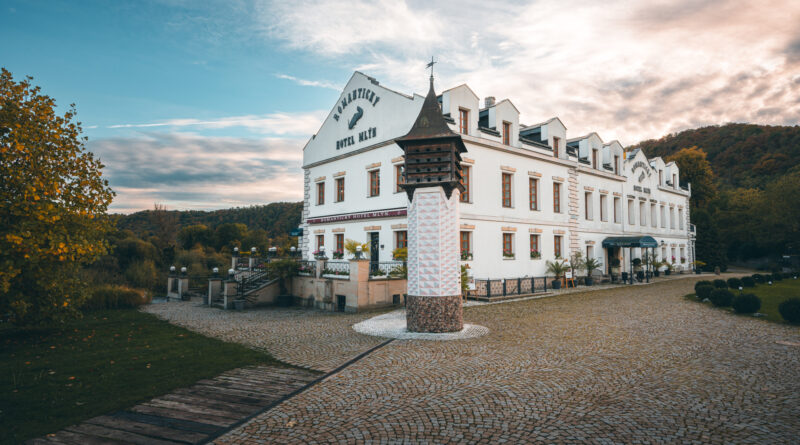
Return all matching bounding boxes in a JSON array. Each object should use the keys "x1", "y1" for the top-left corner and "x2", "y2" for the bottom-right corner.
[
  {"x1": 214, "y1": 275, "x2": 800, "y2": 444},
  {"x1": 143, "y1": 302, "x2": 387, "y2": 372}
]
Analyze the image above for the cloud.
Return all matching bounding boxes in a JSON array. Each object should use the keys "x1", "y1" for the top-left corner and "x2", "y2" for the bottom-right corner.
[
  {"x1": 258, "y1": 0, "x2": 800, "y2": 143},
  {"x1": 107, "y1": 110, "x2": 326, "y2": 136},
  {"x1": 276, "y1": 74, "x2": 341, "y2": 91},
  {"x1": 89, "y1": 132, "x2": 305, "y2": 213}
]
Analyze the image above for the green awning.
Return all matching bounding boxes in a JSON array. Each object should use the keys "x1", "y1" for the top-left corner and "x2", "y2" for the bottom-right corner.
[{"x1": 602, "y1": 236, "x2": 658, "y2": 248}]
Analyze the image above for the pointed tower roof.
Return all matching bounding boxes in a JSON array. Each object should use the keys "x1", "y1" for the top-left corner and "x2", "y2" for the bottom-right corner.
[{"x1": 396, "y1": 77, "x2": 466, "y2": 152}]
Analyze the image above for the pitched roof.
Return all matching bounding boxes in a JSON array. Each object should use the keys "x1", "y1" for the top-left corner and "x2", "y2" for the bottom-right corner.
[{"x1": 396, "y1": 77, "x2": 465, "y2": 152}]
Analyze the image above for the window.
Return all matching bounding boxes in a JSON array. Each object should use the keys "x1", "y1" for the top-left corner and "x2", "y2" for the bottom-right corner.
[
  {"x1": 628, "y1": 200, "x2": 635, "y2": 225},
  {"x1": 553, "y1": 182, "x2": 561, "y2": 213},
  {"x1": 335, "y1": 233, "x2": 344, "y2": 255},
  {"x1": 651, "y1": 203, "x2": 657, "y2": 228},
  {"x1": 335, "y1": 177, "x2": 345, "y2": 202},
  {"x1": 670, "y1": 208, "x2": 676, "y2": 229},
  {"x1": 395, "y1": 164, "x2": 405, "y2": 193},
  {"x1": 554, "y1": 235, "x2": 562, "y2": 258},
  {"x1": 395, "y1": 230, "x2": 407, "y2": 249},
  {"x1": 460, "y1": 231, "x2": 471, "y2": 255},
  {"x1": 640, "y1": 201, "x2": 646, "y2": 226},
  {"x1": 316, "y1": 234, "x2": 324, "y2": 250},
  {"x1": 502, "y1": 173, "x2": 512, "y2": 208},
  {"x1": 459, "y1": 108, "x2": 469, "y2": 134},
  {"x1": 460, "y1": 165, "x2": 471, "y2": 202},
  {"x1": 586, "y1": 245, "x2": 594, "y2": 261},
  {"x1": 672, "y1": 174, "x2": 677, "y2": 189},
  {"x1": 660, "y1": 205, "x2": 666, "y2": 228},
  {"x1": 662, "y1": 246, "x2": 666, "y2": 261},
  {"x1": 679, "y1": 209, "x2": 684, "y2": 230},
  {"x1": 592, "y1": 149, "x2": 598, "y2": 169},
  {"x1": 680, "y1": 247, "x2": 685, "y2": 262},
  {"x1": 553, "y1": 137, "x2": 560, "y2": 157},
  {"x1": 585, "y1": 192, "x2": 593, "y2": 220},
  {"x1": 614, "y1": 155, "x2": 619, "y2": 174},
  {"x1": 502, "y1": 121, "x2": 511, "y2": 145},
  {"x1": 530, "y1": 234, "x2": 540, "y2": 257},
  {"x1": 600, "y1": 194, "x2": 607, "y2": 222},
  {"x1": 614, "y1": 197, "x2": 621, "y2": 223},
  {"x1": 503, "y1": 233, "x2": 514, "y2": 257},
  {"x1": 529, "y1": 178, "x2": 538, "y2": 210},
  {"x1": 368, "y1": 170, "x2": 380, "y2": 197},
  {"x1": 671, "y1": 247, "x2": 676, "y2": 262},
  {"x1": 316, "y1": 182, "x2": 324, "y2": 205},
  {"x1": 659, "y1": 170, "x2": 663, "y2": 185}
]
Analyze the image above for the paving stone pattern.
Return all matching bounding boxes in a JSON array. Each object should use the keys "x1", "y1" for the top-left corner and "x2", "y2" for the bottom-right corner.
[
  {"x1": 216, "y1": 275, "x2": 800, "y2": 444},
  {"x1": 143, "y1": 303, "x2": 387, "y2": 372}
]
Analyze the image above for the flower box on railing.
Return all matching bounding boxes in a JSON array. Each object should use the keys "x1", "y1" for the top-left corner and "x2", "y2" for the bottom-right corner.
[
  {"x1": 502, "y1": 253, "x2": 515, "y2": 260},
  {"x1": 530, "y1": 250, "x2": 541, "y2": 260},
  {"x1": 461, "y1": 252, "x2": 473, "y2": 261}
]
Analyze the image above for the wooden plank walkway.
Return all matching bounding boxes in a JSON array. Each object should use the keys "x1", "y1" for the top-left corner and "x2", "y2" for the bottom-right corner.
[{"x1": 28, "y1": 365, "x2": 319, "y2": 445}]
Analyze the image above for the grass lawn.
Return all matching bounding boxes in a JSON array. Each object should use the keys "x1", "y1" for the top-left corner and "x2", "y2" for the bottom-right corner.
[
  {"x1": 687, "y1": 277, "x2": 800, "y2": 324},
  {"x1": 0, "y1": 308, "x2": 284, "y2": 444}
]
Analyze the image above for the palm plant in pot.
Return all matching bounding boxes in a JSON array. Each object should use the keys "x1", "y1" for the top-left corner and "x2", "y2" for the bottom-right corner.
[
  {"x1": 583, "y1": 257, "x2": 601, "y2": 286},
  {"x1": 546, "y1": 259, "x2": 569, "y2": 289}
]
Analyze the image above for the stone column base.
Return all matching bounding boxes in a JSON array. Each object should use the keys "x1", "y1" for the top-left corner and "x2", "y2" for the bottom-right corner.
[{"x1": 406, "y1": 294, "x2": 463, "y2": 333}]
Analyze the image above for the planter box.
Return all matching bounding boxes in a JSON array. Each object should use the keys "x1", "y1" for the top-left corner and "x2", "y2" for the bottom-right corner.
[{"x1": 322, "y1": 274, "x2": 349, "y2": 280}]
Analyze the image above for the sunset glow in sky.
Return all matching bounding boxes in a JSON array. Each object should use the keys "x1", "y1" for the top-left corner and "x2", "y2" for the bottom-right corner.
[{"x1": 2, "y1": 0, "x2": 799, "y2": 212}]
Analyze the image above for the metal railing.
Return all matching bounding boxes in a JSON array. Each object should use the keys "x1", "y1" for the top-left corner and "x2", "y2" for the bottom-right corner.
[
  {"x1": 237, "y1": 269, "x2": 273, "y2": 298},
  {"x1": 369, "y1": 261, "x2": 406, "y2": 279},
  {"x1": 474, "y1": 276, "x2": 548, "y2": 299},
  {"x1": 298, "y1": 260, "x2": 316, "y2": 276},
  {"x1": 322, "y1": 261, "x2": 350, "y2": 277}
]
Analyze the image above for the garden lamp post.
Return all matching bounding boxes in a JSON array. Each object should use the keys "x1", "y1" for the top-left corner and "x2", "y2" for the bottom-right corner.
[
  {"x1": 269, "y1": 246, "x2": 277, "y2": 259},
  {"x1": 212, "y1": 267, "x2": 219, "y2": 277},
  {"x1": 180, "y1": 266, "x2": 187, "y2": 276},
  {"x1": 355, "y1": 245, "x2": 362, "y2": 260}
]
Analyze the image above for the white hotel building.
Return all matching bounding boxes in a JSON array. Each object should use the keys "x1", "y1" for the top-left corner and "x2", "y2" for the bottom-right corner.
[{"x1": 300, "y1": 72, "x2": 694, "y2": 279}]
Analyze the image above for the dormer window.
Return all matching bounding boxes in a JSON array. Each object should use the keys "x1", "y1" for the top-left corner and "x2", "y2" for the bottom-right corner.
[
  {"x1": 459, "y1": 108, "x2": 469, "y2": 135},
  {"x1": 673, "y1": 174, "x2": 677, "y2": 189},
  {"x1": 614, "y1": 155, "x2": 620, "y2": 175},
  {"x1": 659, "y1": 170, "x2": 663, "y2": 185},
  {"x1": 502, "y1": 121, "x2": 511, "y2": 145},
  {"x1": 553, "y1": 137, "x2": 560, "y2": 157},
  {"x1": 592, "y1": 149, "x2": 598, "y2": 169}
]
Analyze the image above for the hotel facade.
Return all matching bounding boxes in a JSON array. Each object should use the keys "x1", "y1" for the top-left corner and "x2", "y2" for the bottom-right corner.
[{"x1": 300, "y1": 72, "x2": 694, "y2": 279}]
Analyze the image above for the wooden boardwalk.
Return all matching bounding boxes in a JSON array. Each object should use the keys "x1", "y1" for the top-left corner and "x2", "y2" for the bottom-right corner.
[{"x1": 28, "y1": 365, "x2": 320, "y2": 444}]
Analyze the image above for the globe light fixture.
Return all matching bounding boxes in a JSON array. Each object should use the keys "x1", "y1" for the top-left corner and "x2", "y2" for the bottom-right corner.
[
  {"x1": 355, "y1": 245, "x2": 363, "y2": 260},
  {"x1": 228, "y1": 268, "x2": 235, "y2": 277},
  {"x1": 180, "y1": 266, "x2": 187, "y2": 274},
  {"x1": 212, "y1": 267, "x2": 219, "y2": 276},
  {"x1": 170, "y1": 265, "x2": 176, "y2": 273},
  {"x1": 251, "y1": 246, "x2": 257, "y2": 253}
]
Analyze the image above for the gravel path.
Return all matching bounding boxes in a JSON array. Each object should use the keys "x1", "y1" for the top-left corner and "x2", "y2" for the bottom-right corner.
[{"x1": 209, "y1": 275, "x2": 800, "y2": 444}]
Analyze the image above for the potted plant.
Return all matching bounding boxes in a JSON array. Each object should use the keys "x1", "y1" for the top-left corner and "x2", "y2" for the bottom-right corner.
[
  {"x1": 569, "y1": 251, "x2": 584, "y2": 284},
  {"x1": 583, "y1": 257, "x2": 601, "y2": 286},
  {"x1": 530, "y1": 249, "x2": 541, "y2": 259},
  {"x1": 332, "y1": 250, "x2": 344, "y2": 259},
  {"x1": 652, "y1": 260, "x2": 663, "y2": 277},
  {"x1": 392, "y1": 247, "x2": 408, "y2": 261},
  {"x1": 503, "y1": 250, "x2": 515, "y2": 259},
  {"x1": 610, "y1": 257, "x2": 621, "y2": 275},
  {"x1": 546, "y1": 259, "x2": 568, "y2": 289},
  {"x1": 461, "y1": 250, "x2": 473, "y2": 261},
  {"x1": 664, "y1": 261, "x2": 673, "y2": 276}
]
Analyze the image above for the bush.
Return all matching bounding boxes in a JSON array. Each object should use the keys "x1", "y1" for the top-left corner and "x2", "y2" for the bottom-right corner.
[
  {"x1": 713, "y1": 279, "x2": 728, "y2": 289},
  {"x1": 752, "y1": 274, "x2": 764, "y2": 283},
  {"x1": 85, "y1": 285, "x2": 150, "y2": 310},
  {"x1": 732, "y1": 293, "x2": 761, "y2": 314},
  {"x1": 726, "y1": 277, "x2": 742, "y2": 289},
  {"x1": 124, "y1": 260, "x2": 159, "y2": 291},
  {"x1": 694, "y1": 280, "x2": 713, "y2": 292},
  {"x1": 696, "y1": 284, "x2": 714, "y2": 300},
  {"x1": 709, "y1": 289, "x2": 734, "y2": 307},
  {"x1": 740, "y1": 276, "x2": 755, "y2": 288},
  {"x1": 773, "y1": 273, "x2": 783, "y2": 282},
  {"x1": 779, "y1": 298, "x2": 800, "y2": 324},
  {"x1": 783, "y1": 272, "x2": 793, "y2": 279},
  {"x1": 762, "y1": 274, "x2": 773, "y2": 283}
]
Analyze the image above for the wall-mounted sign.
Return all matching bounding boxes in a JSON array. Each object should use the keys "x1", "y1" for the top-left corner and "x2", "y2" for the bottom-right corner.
[
  {"x1": 307, "y1": 208, "x2": 406, "y2": 225},
  {"x1": 631, "y1": 160, "x2": 651, "y2": 183},
  {"x1": 333, "y1": 87, "x2": 382, "y2": 150}
]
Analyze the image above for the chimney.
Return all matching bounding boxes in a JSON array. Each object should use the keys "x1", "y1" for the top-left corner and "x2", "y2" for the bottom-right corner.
[{"x1": 484, "y1": 96, "x2": 495, "y2": 108}]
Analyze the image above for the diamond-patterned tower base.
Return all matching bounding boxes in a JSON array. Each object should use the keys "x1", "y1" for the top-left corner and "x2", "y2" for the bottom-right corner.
[{"x1": 406, "y1": 187, "x2": 463, "y2": 332}]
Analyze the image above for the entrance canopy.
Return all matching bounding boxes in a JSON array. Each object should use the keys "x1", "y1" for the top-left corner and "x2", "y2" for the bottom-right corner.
[{"x1": 602, "y1": 236, "x2": 658, "y2": 248}]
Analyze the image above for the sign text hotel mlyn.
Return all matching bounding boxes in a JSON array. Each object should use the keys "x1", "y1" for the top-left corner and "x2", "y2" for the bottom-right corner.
[{"x1": 333, "y1": 87, "x2": 380, "y2": 150}]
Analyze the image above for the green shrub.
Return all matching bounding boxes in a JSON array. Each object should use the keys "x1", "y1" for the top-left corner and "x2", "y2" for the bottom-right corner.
[
  {"x1": 740, "y1": 276, "x2": 755, "y2": 288},
  {"x1": 726, "y1": 277, "x2": 742, "y2": 289},
  {"x1": 713, "y1": 279, "x2": 727, "y2": 289},
  {"x1": 778, "y1": 298, "x2": 800, "y2": 324},
  {"x1": 124, "y1": 260, "x2": 159, "y2": 291},
  {"x1": 763, "y1": 274, "x2": 773, "y2": 283},
  {"x1": 732, "y1": 293, "x2": 761, "y2": 314},
  {"x1": 709, "y1": 289, "x2": 734, "y2": 307},
  {"x1": 783, "y1": 272, "x2": 793, "y2": 279},
  {"x1": 694, "y1": 280, "x2": 713, "y2": 292},
  {"x1": 85, "y1": 285, "x2": 150, "y2": 310},
  {"x1": 773, "y1": 273, "x2": 783, "y2": 282},
  {"x1": 696, "y1": 284, "x2": 714, "y2": 300},
  {"x1": 752, "y1": 274, "x2": 764, "y2": 283}
]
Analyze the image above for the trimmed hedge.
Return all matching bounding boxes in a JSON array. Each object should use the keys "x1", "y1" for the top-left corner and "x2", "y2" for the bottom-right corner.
[
  {"x1": 696, "y1": 284, "x2": 714, "y2": 300},
  {"x1": 732, "y1": 293, "x2": 761, "y2": 314},
  {"x1": 779, "y1": 298, "x2": 800, "y2": 324},
  {"x1": 740, "y1": 276, "x2": 755, "y2": 288},
  {"x1": 726, "y1": 277, "x2": 742, "y2": 289},
  {"x1": 694, "y1": 280, "x2": 713, "y2": 292},
  {"x1": 84, "y1": 285, "x2": 151, "y2": 310},
  {"x1": 752, "y1": 274, "x2": 764, "y2": 283},
  {"x1": 713, "y1": 279, "x2": 728, "y2": 289},
  {"x1": 709, "y1": 289, "x2": 734, "y2": 307}
]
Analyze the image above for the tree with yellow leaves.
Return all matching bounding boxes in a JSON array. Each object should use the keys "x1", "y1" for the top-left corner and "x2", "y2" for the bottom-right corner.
[{"x1": 1, "y1": 68, "x2": 115, "y2": 324}]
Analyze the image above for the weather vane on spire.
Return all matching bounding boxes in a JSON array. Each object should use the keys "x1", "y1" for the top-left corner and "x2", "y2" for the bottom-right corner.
[{"x1": 426, "y1": 56, "x2": 436, "y2": 79}]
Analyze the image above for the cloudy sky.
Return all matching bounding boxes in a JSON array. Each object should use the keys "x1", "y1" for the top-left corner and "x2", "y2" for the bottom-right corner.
[{"x1": 2, "y1": 0, "x2": 799, "y2": 213}]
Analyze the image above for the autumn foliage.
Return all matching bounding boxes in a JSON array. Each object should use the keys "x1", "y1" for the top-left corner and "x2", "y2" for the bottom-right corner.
[{"x1": 1, "y1": 68, "x2": 114, "y2": 324}]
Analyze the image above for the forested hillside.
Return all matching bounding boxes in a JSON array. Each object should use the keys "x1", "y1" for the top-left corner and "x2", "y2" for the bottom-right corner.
[
  {"x1": 632, "y1": 124, "x2": 800, "y2": 267},
  {"x1": 635, "y1": 123, "x2": 800, "y2": 189},
  {"x1": 115, "y1": 202, "x2": 302, "y2": 240}
]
